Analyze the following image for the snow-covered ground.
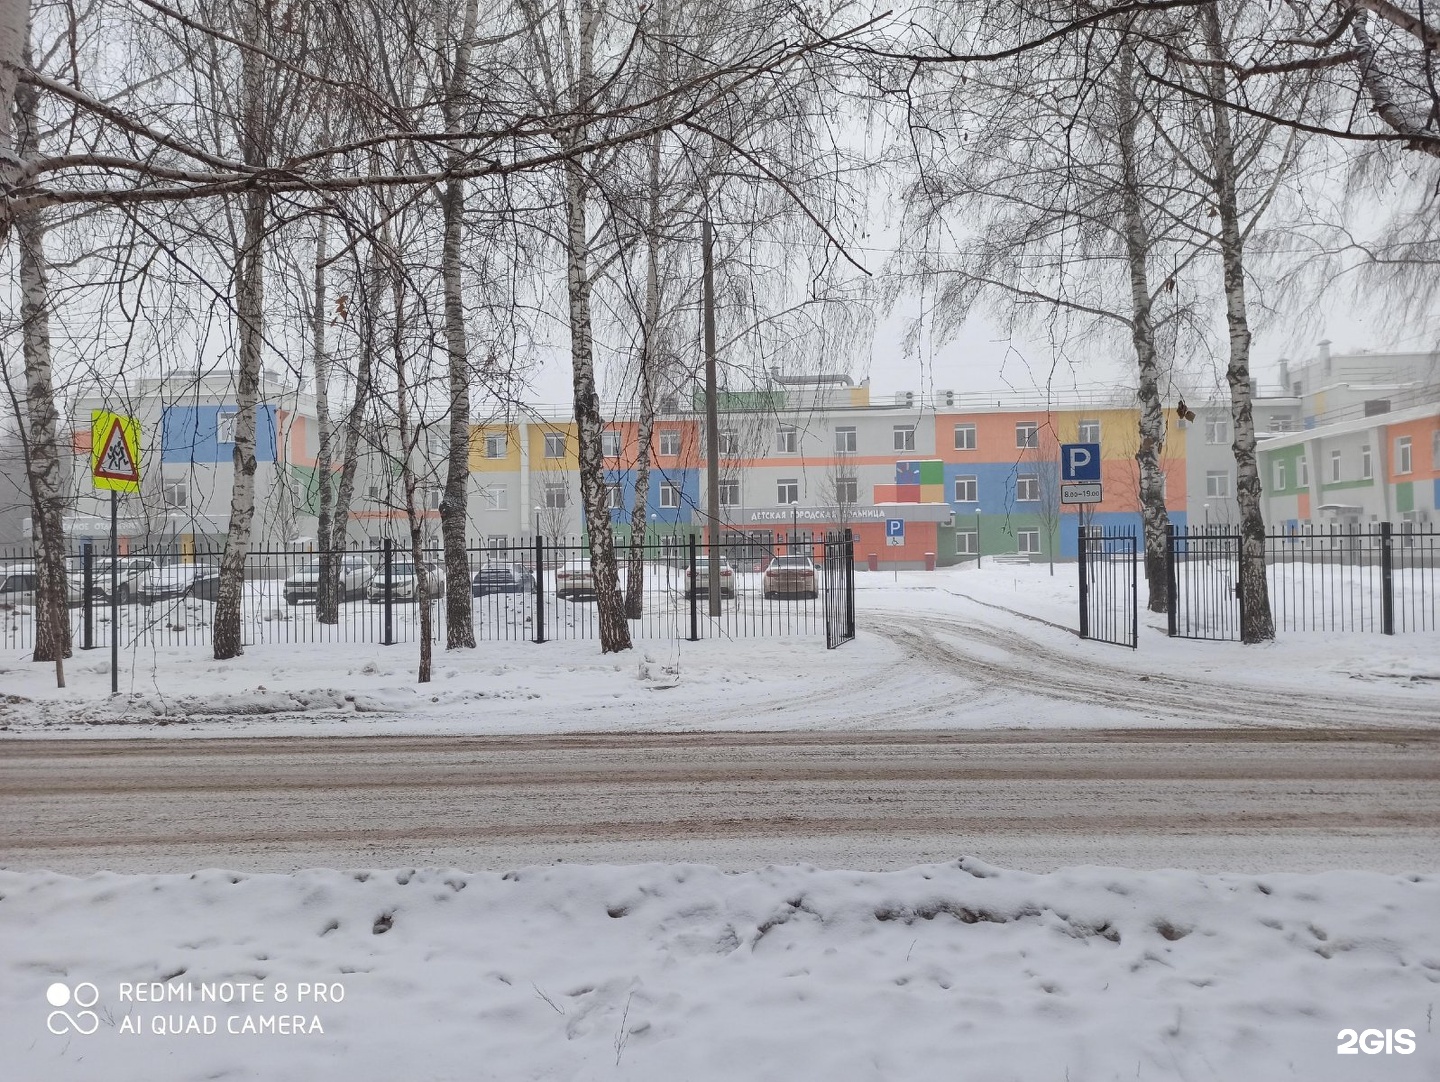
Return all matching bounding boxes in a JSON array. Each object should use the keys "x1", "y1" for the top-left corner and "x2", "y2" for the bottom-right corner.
[{"x1": 3, "y1": 565, "x2": 1438, "y2": 1079}]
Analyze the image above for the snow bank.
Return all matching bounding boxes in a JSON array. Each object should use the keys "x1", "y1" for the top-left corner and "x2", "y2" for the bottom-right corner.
[{"x1": 3, "y1": 860, "x2": 1437, "y2": 1080}]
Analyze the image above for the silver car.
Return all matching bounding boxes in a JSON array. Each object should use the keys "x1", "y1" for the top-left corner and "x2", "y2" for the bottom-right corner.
[{"x1": 284, "y1": 555, "x2": 375, "y2": 605}]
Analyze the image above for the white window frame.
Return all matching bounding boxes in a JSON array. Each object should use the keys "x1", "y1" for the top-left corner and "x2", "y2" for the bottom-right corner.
[
  {"x1": 836, "y1": 477, "x2": 858, "y2": 505},
  {"x1": 658, "y1": 430, "x2": 682, "y2": 457},
  {"x1": 953, "y1": 424, "x2": 976, "y2": 451},
  {"x1": 543, "y1": 482, "x2": 567, "y2": 509},
  {"x1": 777, "y1": 478, "x2": 799, "y2": 505},
  {"x1": 659, "y1": 482, "x2": 681, "y2": 509},
  {"x1": 601, "y1": 430, "x2": 621, "y2": 458},
  {"x1": 1298, "y1": 456, "x2": 1309, "y2": 487},
  {"x1": 1330, "y1": 450, "x2": 1342, "y2": 483},
  {"x1": 718, "y1": 479, "x2": 740, "y2": 507},
  {"x1": 162, "y1": 479, "x2": 188, "y2": 508},
  {"x1": 835, "y1": 426, "x2": 857, "y2": 453},
  {"x1": 1206, "y1": 418, "x2": 1230, "y2": 445},
  {"x1": 607, "y1": 483, "x2": 622, "y2": 510},
  {"x1": 893, "y1": 425, "x2": 916, "y2": 452},
  {"x1": 1274, "y1": 460, "x2": 1286, "y2": 490},
  {"x1": 484, "y1": 485, "x2": 508, "y2": 511},
  {"x1": 1077, "y1": 420, "x2": 1101, "y2": 444},
  {"x1": 719, "y1": 429, "x2": 739, "y2": 456},
  {"x1": 954, "y1": 476, "x2": 977, "y2": 503},
  {"x1": 1206, "y1": 470, "x2": 1230, "y2": 498},
  {"x1": 1017, "y1": 528, "x2": 1040, "y2": 554},
  {"x1": 1015, "y1": 422, "x2": 1038, "y2": 449},
  {"x1": 1396, "y1": 436, "x2": 1412, "y2": 474},
  {"x1": 484, "y1": 433, "x2": 507, "y2": 459},
  {"x1": 216, "y1": 409, "x2": 238, "y2": 445},
  {"x1": 955, "y1": 530, "x2": 978, "y2": 556},
  {"x1": 1362, "y1": 445, "x2": 1373, "y2": 480},
  {"x1": 543, "y1": 432, "x2": 566, "y2": 459},
  {"x1": 1015, "y1": 474, "x2": 1040, "y2": 502},
  {"x1": 424, "y1": 487, "x2": 443, "y2": 511},
  {"x1": 777, "y1": 426, "x2": 798, "y2": 454}
]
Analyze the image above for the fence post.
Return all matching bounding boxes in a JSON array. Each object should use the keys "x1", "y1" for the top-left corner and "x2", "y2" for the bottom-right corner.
[
  {"x1": 81, "y1": 542, "x2": 94, "y2": 650},
  {"x1": 381, "y1": 538, "x2": 394, "y2": 646},
  {"x1": 1165, "y1": 523, "x2": 1178, "y2": 637},
  {"x1": 1130, "y1": 528, "x2": 1139, "y2": 650},
  {"x1": 534, "y1": 533, "x2": 546, "y2": 644},
  {"x1": 1077, "y1": 524, "x2": 1090, "y2": 640},
  {"x1": 688, "y1": 534, "x2": 699, "y2": 642},
  {"x1": 1236, "y1": 530, "x2": 1249, "y2": 644},
  {"x1": 846, "y1": 531, "x2": 856, "y2": 640},
  {"x1": 1379, "y1": 521, "x2": 1395, "y2": 635}
]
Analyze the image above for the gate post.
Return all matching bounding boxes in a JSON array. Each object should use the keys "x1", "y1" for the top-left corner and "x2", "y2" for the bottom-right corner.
[
  {"x1": 81, "y1": 542, "x2": 94, "y2": 650},
  {"x1": 1077, "y1": 524, "x2": 1090, "y2": 640},
  {"x1": 1379, "y1": 521, "x2": 1395, "y2": 635},
  {"x1": 1130, "y1": 529, "x2": 1139, "y2": 649},
  {"x1": 534, "y1": 533, "x2": 546, "y2": 644},
  {"x1": 846, "y1": 532, "x2": 856, "y2": 640},
  {"x1": 381, "y1": 538, "x2": 394, "y2": 646},
  {"x1": 1236, "y1": 530, "x2": 1249, "y2": 644},
  {"x1": 688, "y1": 534, "x2": 699, "y2": 641},
  {"x1": 1165, "y1": 524, "x2": 1178, "y2": 637}
]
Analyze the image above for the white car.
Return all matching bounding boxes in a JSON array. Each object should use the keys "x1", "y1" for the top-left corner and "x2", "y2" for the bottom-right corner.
[
  {"x1": 70, "y1": 556, "x2": 158, "y2": 605},
  {"x1": 139, "y1": 560, "x2": 222, "y2": 603},
  {"x1": 284, "y1": 555, "x2": 375, "y2": 605},
  {"x1": 366, "y1": 559, "x2": 445, "y2": 602}
]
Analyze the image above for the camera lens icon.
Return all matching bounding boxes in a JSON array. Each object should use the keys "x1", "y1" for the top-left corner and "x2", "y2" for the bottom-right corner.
[{"x1": 46, "y1": 982, "x2": 100, "y2": 1035}]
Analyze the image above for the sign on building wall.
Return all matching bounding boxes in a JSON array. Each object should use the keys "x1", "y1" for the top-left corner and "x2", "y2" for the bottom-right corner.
[{"x1": 91, "y1": 411, "x2": 142, "y2": 493}]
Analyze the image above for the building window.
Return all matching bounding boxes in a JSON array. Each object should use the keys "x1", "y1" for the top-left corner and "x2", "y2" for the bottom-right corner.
[
  {"x1": 1362, "y1": 445, "x2": 1372, "y2": 479},
  {"x1": 836, "y1": 477, "x2": 858, "y2": 504},
  {"x1": 607, "y1": 484, "x2": 622, "y2": 510},
  {"x1": 660, "y1": 482, "x2": 680, "y2": 509},
  {"x1": 1298, "y1": 456, "x2": 1308, "y2": 487},
  {"x1": 366, "y1": 484, "x2": 382, "y2": 501},
  {"x1": 719, "y1": 429, "x2": 739, "y2": 456},
  {"x1": 1269, "y1": 415, "x2": 1293, "y2": 433},
  {"x1": 601, "y1": 430, "x2": 621, "y2": 458},
  {"x1": 484, "y1": 433, "x2": 507, "y2": 458},
  {"x1": 777, "y1": 478, "x2": 799, "y2": 505},
  {"x1": 544, "y1": 482, "x2": 566, "y2": 509},
  {"x1": 1292, "y1": 381, "x2": 1302, "y2": 396},
  {"x1": 484, "y1": 485, "x2": 508, "y2": 511},
  {"x1": 955, "y1": 530, "x2": 978, "y2": 556},
  {"x1": 216, "y1": 409, "x2": 238, "y2": 445},
  {"x1": 424, "y1": 488, "x2": 443, "y2": 511},
  {"x1": 954, "y1": 476, "x2": 977, "y2": 503},
  {"x1": 1016, "y1": 474, "x2": 1040, "y2": 502},
  {"x1": 893, "y1": 425, "x2": 916, "y2": 451},
  {"x1": 777, "y1": 426, "x2": 798, "y2": 454},
  {"x1": 1433, "y1": 431, "x2": 1440, "y2": 470},
  {"x1": 1206, "y1": 418, "x2": 1229, "y2": 445},
  {"x1": 1396, "y1": 436, "x2": 1412, "y2": 474},
  {"x1": 1206, "y1": 470, "x2": 1230, "y2": 498},
  {"x1": 835, "y1": 426, "x2": 857, "y2": 453},
  {"x1": 544, "y1": 433, "x2": 566, "y2": 458},
  {"x1": 1330, "y1": 450, "x2": 1343, "y2": 483},
  {"x1": 1077, "y1": 420, "x2": 1100, "y2": 444},
  {"x1": 953, "y1": 424, "x2": 976, "y2": 450},
  {"x1": 162, "y1": 480, "x2": 188, "y2": 508},
  {"x1": 1017, "y1": 528, "x2": 1040, "y2": 554},
  {"x1": 1015, "y1": 421, "x2": 1038, "y2": 448},
  {"x1": 659, "y1": 430, "x2": 681, "y2": 456},
  {"x1": 719, "y1": 479, "x2": 740, "y2": 507},
  {"x1": 1274, "y1": 460, "x2": 1286, "y2": 490}
]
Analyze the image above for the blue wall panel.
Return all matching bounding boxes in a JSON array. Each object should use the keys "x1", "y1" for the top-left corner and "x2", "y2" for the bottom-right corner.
[{"x1": 161, "y1": 405, "x2": 277, "y2": 464}]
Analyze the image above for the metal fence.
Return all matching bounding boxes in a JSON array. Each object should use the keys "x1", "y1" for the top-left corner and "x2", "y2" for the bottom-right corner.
[
  {"x1": 1165, "y1": 522, "x2": 1439, "y2": 639},
  {"x1": 0, "y1": 532, "x2": 856, "y2": 653},
  {"x1": 1077, "y1": 525, "x2": 1138, "y2": 649}
]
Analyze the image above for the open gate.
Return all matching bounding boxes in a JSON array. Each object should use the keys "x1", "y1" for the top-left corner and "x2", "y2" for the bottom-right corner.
[
  {"x1": 823, "y1": 532, "x2": 856, "y2": 649},
  {"x1": 1164, "y1": 525, "x2": 1242, "y2": 641},
  {"x1": 1077, "y1": 525, "x2": 1138, "y2": 648}
]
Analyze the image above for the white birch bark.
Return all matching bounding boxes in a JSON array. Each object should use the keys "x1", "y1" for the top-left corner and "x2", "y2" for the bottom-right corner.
[
  {"x1": 1202, "y1": 2, "x2": 1274, "y2": 643},
  {"x1": 0, "y1": 0, "x2": 27, "y2": 234},
  {"x1": 313, "y1": 214, "x2": 343, "y2": 623}
]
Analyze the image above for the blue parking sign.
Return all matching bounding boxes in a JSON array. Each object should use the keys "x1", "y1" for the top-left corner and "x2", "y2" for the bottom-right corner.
[
  {"x1": 1060, "y1": 443, "x2": 1101, "y2": 482},
  {"x1": 886, "y1": 518, "x2": 904, "y2": 547}
]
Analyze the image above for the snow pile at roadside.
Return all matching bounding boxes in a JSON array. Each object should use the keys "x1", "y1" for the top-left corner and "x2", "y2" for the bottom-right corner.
[{"x1": 4, "y1": 859, "x2": 1437, "y2": 1081}]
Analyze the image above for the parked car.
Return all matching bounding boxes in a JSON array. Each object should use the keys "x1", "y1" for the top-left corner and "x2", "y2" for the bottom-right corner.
[
  {"x1": 0, "y1": 563, "x2": 39, "y2": 606},
  {"x1": 139, "y1": 560, "x2": 222, "y2": 603},
  {"x1": 555, "y1": 563, "x2": 596, "y2": 600},
  {"x1": 472, "y1": 563, "x2": 536, "y2": 596},
  {"x1": 284, "y1": 555, "x2": 375, "y2": 605},
  {"x1": 762, "y1": 555, "x2": 818, "y2": 600},
  {"x1": 70, "y1": 556, "x2": 159, "y2": 604},
  {"x1": 685, "y1": 557, "x2": 736, "y2": 599},
  {"x1": 366, "y1": 559, "x2": 445, "y2": 602}
]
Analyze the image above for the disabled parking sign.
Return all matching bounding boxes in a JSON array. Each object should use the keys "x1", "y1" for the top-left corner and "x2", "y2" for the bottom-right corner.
[{"x1": 885, "y1": 518, "x2": 904, "y2": 547}]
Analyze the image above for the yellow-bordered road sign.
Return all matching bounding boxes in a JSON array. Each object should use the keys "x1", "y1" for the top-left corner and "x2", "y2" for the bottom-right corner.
[{"x1": 91, "y1": 410, "x2": 142, "y2": 493}]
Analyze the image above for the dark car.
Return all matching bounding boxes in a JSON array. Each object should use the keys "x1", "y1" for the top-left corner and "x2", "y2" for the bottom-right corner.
[{"x1": 472, "y1": 564, "x2": 536, "y2": 596}]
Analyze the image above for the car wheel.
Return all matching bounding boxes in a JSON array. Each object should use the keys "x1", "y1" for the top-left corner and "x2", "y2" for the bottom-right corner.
[{"x1": 117, "y1": 585, "x2": 131, "y2": 604}]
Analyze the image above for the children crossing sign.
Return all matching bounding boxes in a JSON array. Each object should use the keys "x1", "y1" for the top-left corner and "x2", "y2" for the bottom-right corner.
[{"x1": 91, "y1": 410, "x2": 142, "y2": 492}]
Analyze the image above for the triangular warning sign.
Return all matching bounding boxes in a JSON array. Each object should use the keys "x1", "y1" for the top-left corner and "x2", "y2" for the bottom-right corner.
[{"x1": 94, "y1": 418, "x2": 140, "y2": 483}]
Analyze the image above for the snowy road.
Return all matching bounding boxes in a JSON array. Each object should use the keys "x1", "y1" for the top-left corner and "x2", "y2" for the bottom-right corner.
[{"x1": 4, "y1": 728, "x2": 1438, "y2": 874}]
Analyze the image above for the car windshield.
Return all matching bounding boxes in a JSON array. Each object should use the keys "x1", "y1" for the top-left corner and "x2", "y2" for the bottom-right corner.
[{"x1": 771, "y1": 557, "x2": 812, "y2": 568}]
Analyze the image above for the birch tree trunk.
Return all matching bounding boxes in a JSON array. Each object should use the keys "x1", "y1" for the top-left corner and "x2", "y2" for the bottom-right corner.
[
  {"x1": 0, "y1": 0, "x2": 27, "y2": 237},
  {"x1": 1116, "y1": 47, "x2": 1169, "y2": 613},
  {"x1": 1202, "y1": 2, "x2": 1274, "y2": 643},
  {"x1": 16, "y1": 32, "x2": 70, "y2": 665},
  {"x1": 440, "y1": 0, "x2": 481, "y2": 650},
  {"x1": 328, "y1": 254, "x2": 378, "y2": 556},
  {"x1": 392, "y1": 260, "x2": 433, "y2": 682},
  {"x1": 313, "y1": 215, "x2": 342, "y2": 623}
]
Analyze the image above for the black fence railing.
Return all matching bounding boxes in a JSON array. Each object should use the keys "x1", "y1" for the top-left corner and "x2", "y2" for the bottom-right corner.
[
  {"x1": 0, "y1": 532, "x2": 857, "y2": 653},
  {"x1": 1165, "y1": 522, "x2": 1439, "y2": 639},
  {"x1": 1078, "y1": 525, "x2": 1138, "y2": 649}
]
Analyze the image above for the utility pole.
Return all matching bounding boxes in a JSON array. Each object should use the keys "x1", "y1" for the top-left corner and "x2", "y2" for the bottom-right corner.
[{"x1": 702, "y1": 217, "x2": 721, "y2": 616}]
